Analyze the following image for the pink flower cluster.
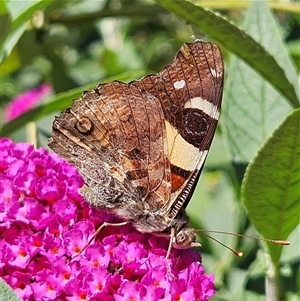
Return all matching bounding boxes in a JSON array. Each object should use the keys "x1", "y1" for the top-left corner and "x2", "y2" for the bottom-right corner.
[
  {"x1": 4, "y1": 83, "x2": 52, "y2": 122},
  {"x1": 0, "y1": 138, "x2": 216, "y2": 301}
]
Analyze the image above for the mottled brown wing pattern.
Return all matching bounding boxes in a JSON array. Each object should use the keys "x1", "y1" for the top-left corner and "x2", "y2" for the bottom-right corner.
[
  {"x1": 49, "y1": 40, "x2": 224, "y2": 240},
  {"x1": 49, "y1": 80, "x2": 171, "y2": 220}
]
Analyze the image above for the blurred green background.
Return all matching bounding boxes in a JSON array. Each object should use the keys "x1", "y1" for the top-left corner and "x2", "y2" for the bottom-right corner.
[{"x1": 1, "y1": 1, "x2": 299, "y2": 300}]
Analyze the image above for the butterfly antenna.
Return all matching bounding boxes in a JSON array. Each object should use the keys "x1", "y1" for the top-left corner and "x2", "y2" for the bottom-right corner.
[
  {"x1": 204, "y1": 234, "x2": 243, "y2": 257},
  {"x1": 202, "y1": 230, "x2": 290, "y2": 245},
  {"x1": 197, "y1": 230, "x2": 290, "y2": 257}
]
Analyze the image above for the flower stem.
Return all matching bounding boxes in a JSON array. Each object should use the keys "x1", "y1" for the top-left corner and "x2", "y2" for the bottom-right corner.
[{"x1": 266, "y1": 259, "x2": 282, "y2": 301}]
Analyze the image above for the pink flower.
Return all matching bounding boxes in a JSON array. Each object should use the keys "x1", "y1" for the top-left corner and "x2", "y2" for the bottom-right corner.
[
  {"x1": 0, "y1": 138, "x2": 216, "y2": 301},
  {"x1": 4, "y1": 83, "x2": 52, "y2": 122}
]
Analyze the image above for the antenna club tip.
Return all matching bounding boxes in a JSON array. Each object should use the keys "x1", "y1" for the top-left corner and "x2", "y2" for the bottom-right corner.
[
  {"x1": 276, "y1": 240, "x2": 290, "y2": 245},
  {"x1": 234, "y1": 251, "x2": 243, "y2": 257},
  {"x1": 268, "y1": 239, "x2": 290, "y2": 245}
]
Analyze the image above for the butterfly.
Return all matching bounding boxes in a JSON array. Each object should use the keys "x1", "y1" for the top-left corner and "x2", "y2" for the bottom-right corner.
[{"x1": 48, "y1": 40, "x2": 224, "y2": 251}]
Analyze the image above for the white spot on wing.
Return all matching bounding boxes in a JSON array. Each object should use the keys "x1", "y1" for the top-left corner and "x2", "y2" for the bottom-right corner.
[
  {"x1": 174, "y1": 80, "x2": 186, "y2": 90},
  {"x1": 184, "y1": 97, "x2": 220, "y2": 120},
  {"x1": 165, "y1": 120, "x2": 208, "y2": 171},
  {"x1": 210, "y1": 68, "x2": 222, "y2": 78}
]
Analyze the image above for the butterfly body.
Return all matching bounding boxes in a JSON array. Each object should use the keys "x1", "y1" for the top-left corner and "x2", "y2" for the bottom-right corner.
[{"x1": 49, "y1": 41, "x2": 224, "y2": 249}]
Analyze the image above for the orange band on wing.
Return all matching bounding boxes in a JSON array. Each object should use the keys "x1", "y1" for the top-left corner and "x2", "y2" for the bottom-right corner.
[{"x1": 171, "y1": 172, "x2": 186, "y2": 192}]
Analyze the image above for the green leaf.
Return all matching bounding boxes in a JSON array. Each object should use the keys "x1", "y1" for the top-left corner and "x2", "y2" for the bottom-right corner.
[
  {"x1": 0, "y1": 47, "x2": 20, "y2": 76},
  {"x1": 222, "y1": 0, "x2": 297, "y2": 163},
  {"x1": 0, "y1": 0, "x2": 56, "y2": 63},
  {"x1": 0, "y1": 0, "x2": 11, "y2": 46},
  {"x1": 155, "y1": 0, "x2": 299, "y2": 108},
  {"x1": 242, "y1": 108, "x2": 300, "y2": 264},
  {"x1": 0, "y1": 71, "x2": 145, "y2": 137},
  {"x1": 0, "y1": 278, "x2": 21, "y2": 301},
  {"x1": 0, "y1": 0, "x2": 8, "y2": 15}
]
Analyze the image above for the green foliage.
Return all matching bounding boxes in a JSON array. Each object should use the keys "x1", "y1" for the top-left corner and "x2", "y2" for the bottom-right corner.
[
  {"x1": 0, "y1": 278, "x2": 22, "y2": 301},
  {"x1": 0, "y1": 0, "x2": 299, "y2": 300},
  {"x1": 242, "y1": 109, "x2": 300, "y2": 263},
  {"x1": 156, "y1": 0, "x2": 299, "y2": 108},
  {"x1": 223, "y1": 1, "x2": 299, "y2": 163}
]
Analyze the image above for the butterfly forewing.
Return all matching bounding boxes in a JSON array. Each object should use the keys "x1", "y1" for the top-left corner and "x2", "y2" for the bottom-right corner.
[{"x1": 133, "y1": 42, "x2": 224, "y2": 217}]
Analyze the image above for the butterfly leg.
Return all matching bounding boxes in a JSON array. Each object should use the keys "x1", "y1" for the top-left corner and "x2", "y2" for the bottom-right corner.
[
  {"x1": 165, "y1": 227, "x2": 176, "y2": 276},
  {"x1": 74, "y1": 220, "x2": 131, "y2": 258}
]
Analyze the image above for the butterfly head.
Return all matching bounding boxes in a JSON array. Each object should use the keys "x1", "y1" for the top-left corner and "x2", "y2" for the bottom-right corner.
[{"x1": 173, "y1": 227, "x2": 202, "y2": 249}]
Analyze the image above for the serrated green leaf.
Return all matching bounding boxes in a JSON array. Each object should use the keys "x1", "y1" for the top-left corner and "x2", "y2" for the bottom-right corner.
[
  {"x1": 242, "y1": 108, "x2": 300, "y2": 264},
  {"x1": 0, "y1": 278, "x2": 22, "y2": 301},
  {"x1": 0, "y1": 70, "x2": 145, "y2": 136},
  {"x1": 223, "y1": 0, "x2": 297, "y2": 163},
  {"x1": 155, "y1": 0, "x2": 299, "y2": 108}
]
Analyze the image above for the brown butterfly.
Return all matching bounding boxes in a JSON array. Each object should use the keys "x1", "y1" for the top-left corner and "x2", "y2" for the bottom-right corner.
[{"x1": 48, "y1": 40, "x2": 224, "y2": 252}]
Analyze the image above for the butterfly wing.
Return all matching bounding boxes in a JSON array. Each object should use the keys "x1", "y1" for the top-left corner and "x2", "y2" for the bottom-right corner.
[
  {"x1": 49, "y1": 80, "x2": 171, "y2": 220},
  {"x1": 135, "y1": 41, "x2": 224, "y2": 218}
]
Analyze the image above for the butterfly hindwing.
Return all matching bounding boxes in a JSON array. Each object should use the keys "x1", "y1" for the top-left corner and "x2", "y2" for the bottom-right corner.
[{"x1": 49, "y1": 80, "x2": 171, "y2": 218}]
